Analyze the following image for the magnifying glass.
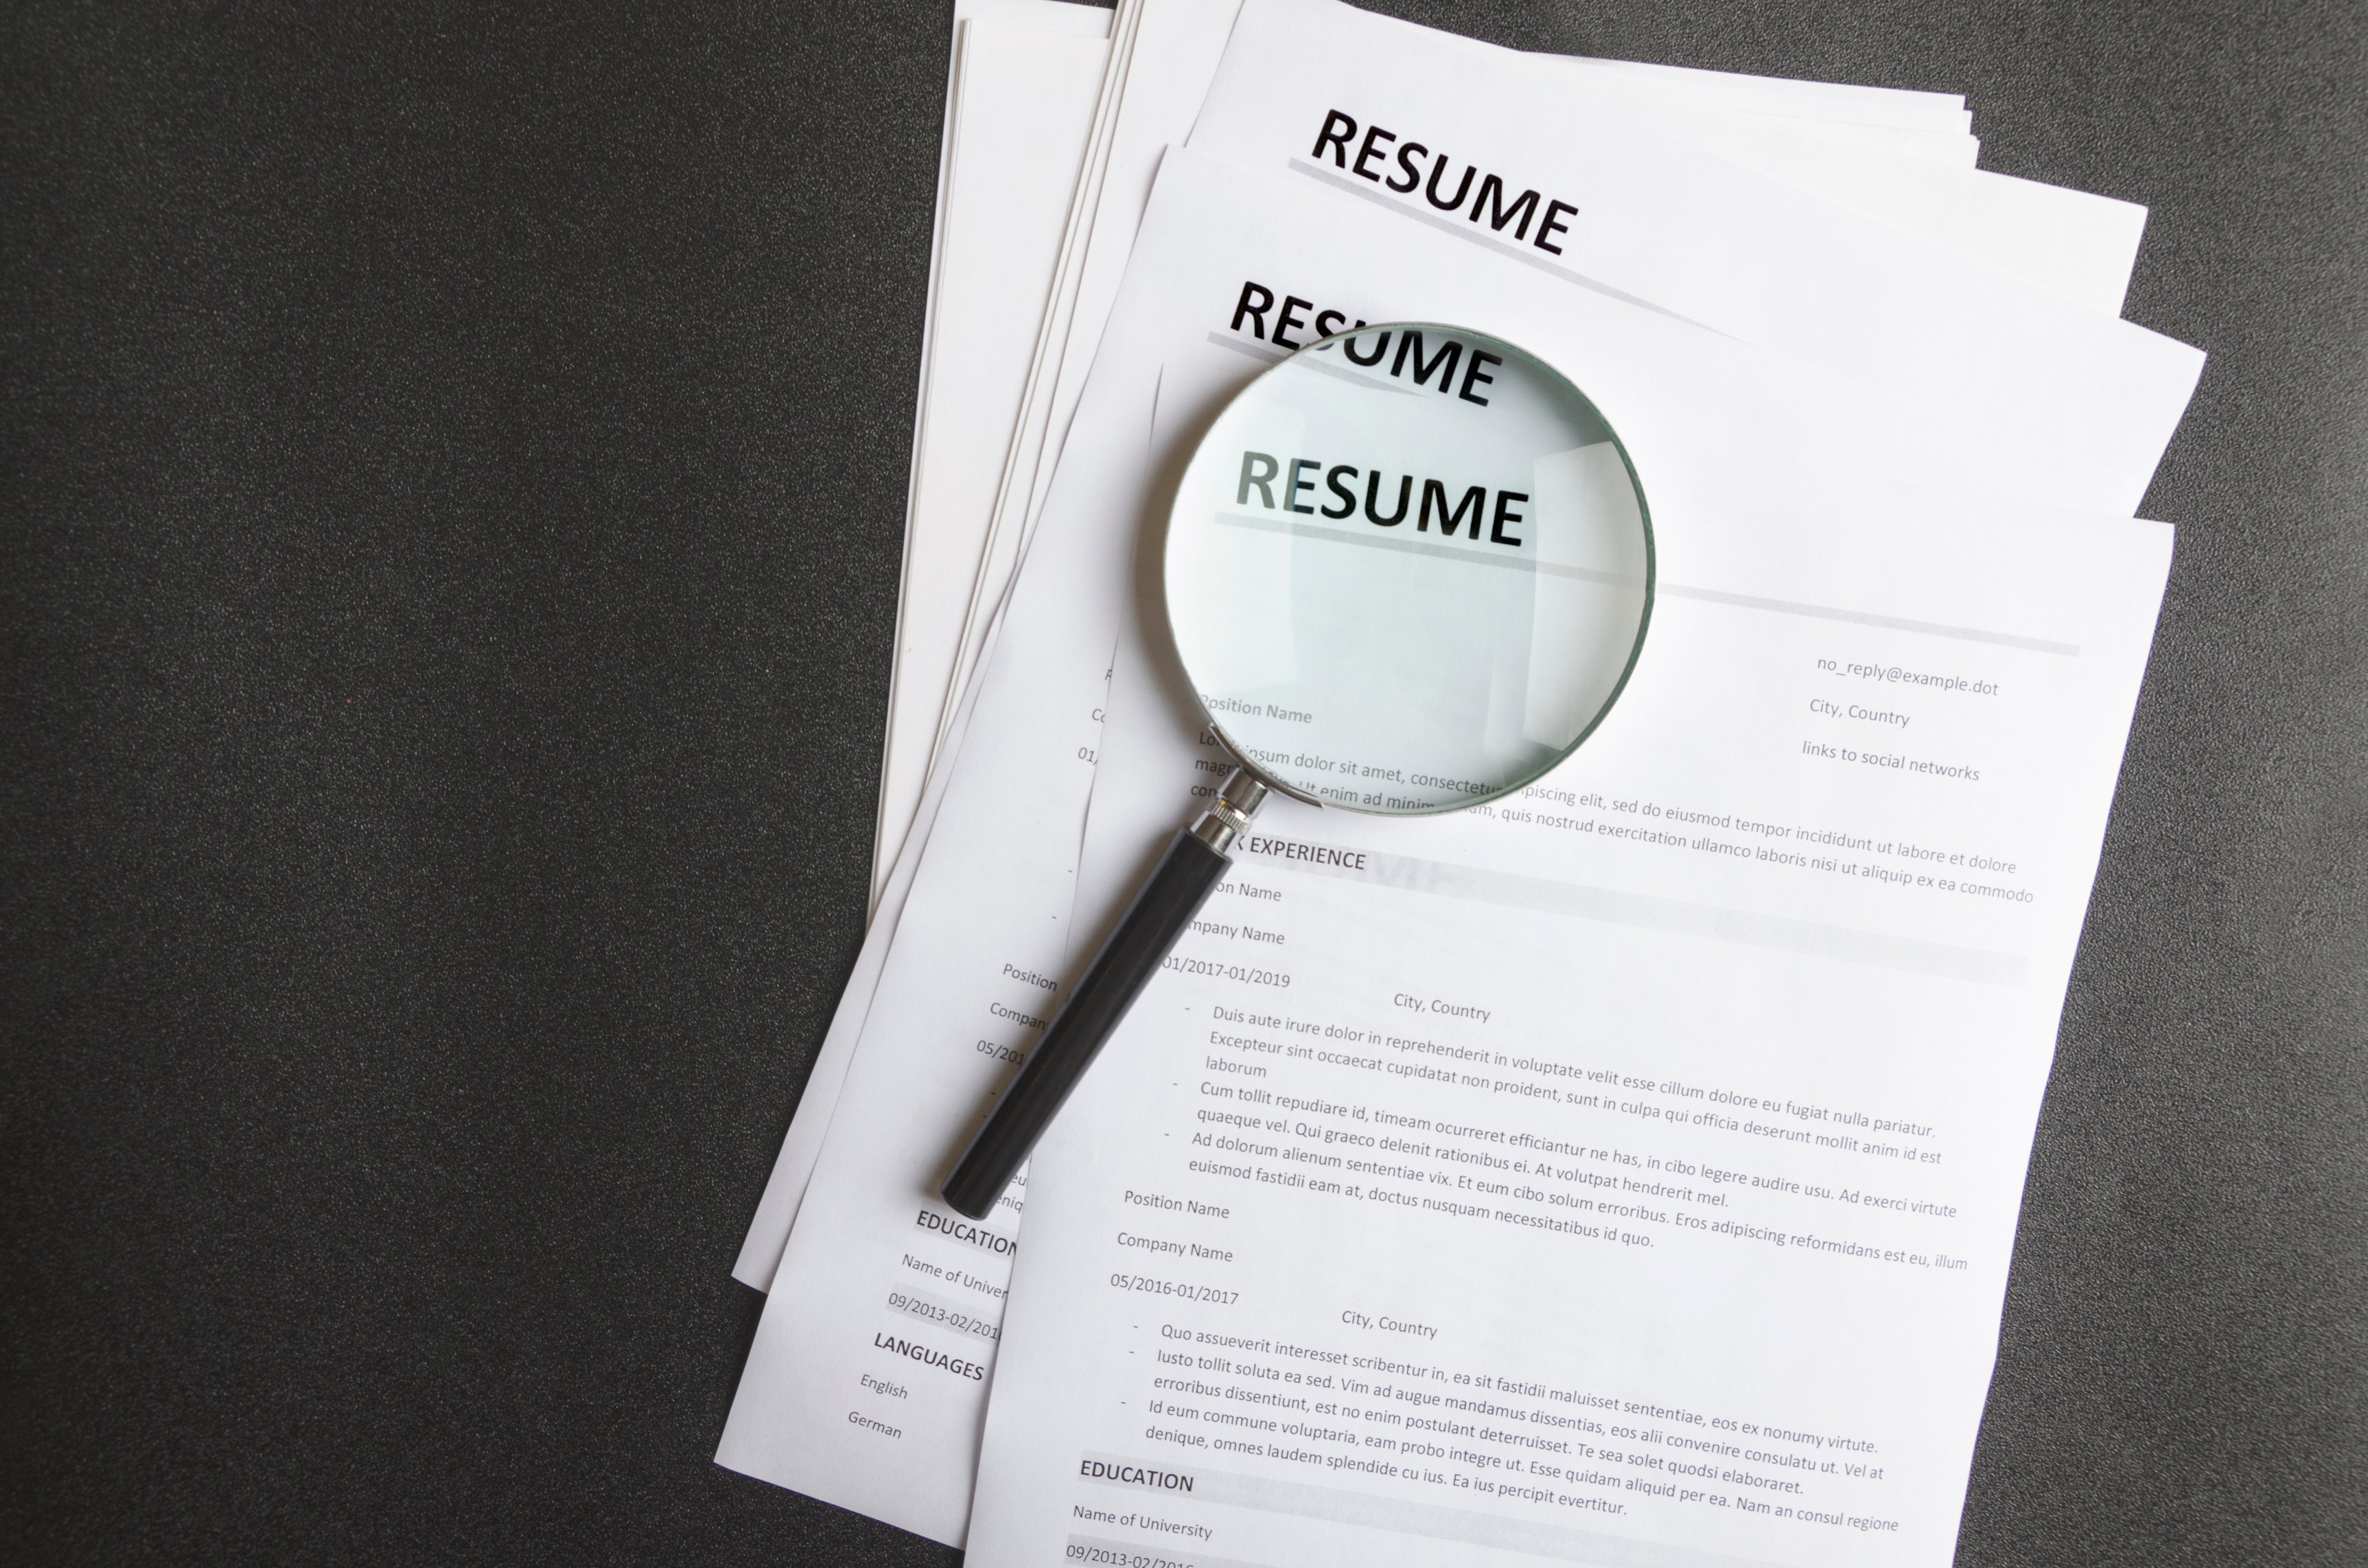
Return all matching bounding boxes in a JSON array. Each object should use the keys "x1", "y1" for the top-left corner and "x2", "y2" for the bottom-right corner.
[{"x1": 942, "y1": 323, "x2": 1653, "y2": 1220}]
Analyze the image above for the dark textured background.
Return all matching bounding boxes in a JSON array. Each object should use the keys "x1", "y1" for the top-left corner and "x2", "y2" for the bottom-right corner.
[{"x1": 2, "y1": 0, "x2": 2361, "y2": 1561}]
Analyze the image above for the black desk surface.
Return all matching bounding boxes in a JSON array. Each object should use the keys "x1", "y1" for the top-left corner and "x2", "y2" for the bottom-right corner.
[{"x1": 3, "y1": 1, "x2": 2362, "y2": 1562}]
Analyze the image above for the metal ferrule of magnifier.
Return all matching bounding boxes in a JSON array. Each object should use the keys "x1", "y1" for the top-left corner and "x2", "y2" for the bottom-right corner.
[
  {"x1": 940, "y1": 766, "x2": 1268, "y2": 1220},
  {"x1": 1189, "y1": 768, "x2": 1268, "y2": 852}
]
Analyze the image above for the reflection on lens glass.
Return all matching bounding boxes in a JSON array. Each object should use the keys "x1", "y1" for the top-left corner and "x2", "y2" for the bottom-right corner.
[{"x1": 1165, "y1": 324, "x2": 1653, "y2": 814}]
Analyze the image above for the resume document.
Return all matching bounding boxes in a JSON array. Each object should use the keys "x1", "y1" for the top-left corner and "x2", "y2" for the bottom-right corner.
[{"x1": 963, "y1": 444, "x2": 2169, "y2": 1568}]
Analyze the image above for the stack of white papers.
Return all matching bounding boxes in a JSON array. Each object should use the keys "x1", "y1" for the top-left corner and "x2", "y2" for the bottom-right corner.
[{"x1": 719, "y1": 3, "x2": 2203, "y2": 1563}]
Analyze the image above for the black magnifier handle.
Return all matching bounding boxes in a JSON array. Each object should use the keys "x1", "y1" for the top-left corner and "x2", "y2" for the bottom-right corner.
[{"x1": 941, "y1": 767, "x2": 1271, "y2": 1220}]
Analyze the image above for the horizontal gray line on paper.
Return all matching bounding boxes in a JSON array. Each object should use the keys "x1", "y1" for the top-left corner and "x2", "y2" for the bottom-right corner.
[
  {"x1": 1215, "y1": 509, "x2": 1591, "y2": 580},
  {"x1": 1660, "y1": 583, "x2": 2079, "y2": 656},
  {"x1": 1209, "y1": 511, "x2": 2075, "y2": 653},
  {"x1": 1252, "y1": 843, "x2": 2025, "y2": 987},
  {"x1": 1209, "y1": 329, "x2": 1285, "y2": 364},
  {"x1": 1286, "y1": 156, "x2": 1710, "y2": 330},
  {"x1": 1082, "y1": 1453, "x2": 1790, "y2": 1568}
]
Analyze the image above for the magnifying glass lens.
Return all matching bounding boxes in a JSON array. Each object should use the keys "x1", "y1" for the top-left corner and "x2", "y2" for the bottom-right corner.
[{"x1": 1167, "y1": 326, "x2": 1651, "y2": 812}]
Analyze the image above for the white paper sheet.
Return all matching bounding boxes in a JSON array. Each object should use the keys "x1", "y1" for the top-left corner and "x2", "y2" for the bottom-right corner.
[
  {"x1": 871, "y1": 0, "x2": 1113, "y2": 920},
  {"x1": 745, "y1": 0, "x2": 1157, "y2": 1290},
  {"x1": 918, "y1": 0, "x2": 1152, "y2": 829},
  {"x1": 734, "y1": 0, "x2": 1111, "y2": 1294},
  {"x1": 966, "y1": 466, "x2": 2172, "y2": 1568},
  {"x1": 714, "y1": 143, "x2": 2194, "y2": 1542}
]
